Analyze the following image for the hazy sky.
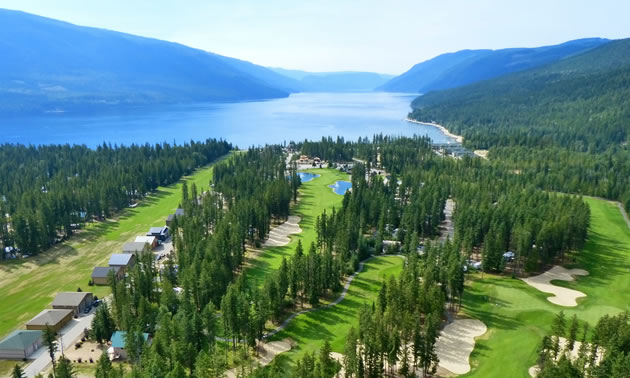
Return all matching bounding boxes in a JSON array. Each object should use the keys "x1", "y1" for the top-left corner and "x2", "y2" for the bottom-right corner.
[{"x1": 1, "y1": 0, "x2": 629, "y2": 74}]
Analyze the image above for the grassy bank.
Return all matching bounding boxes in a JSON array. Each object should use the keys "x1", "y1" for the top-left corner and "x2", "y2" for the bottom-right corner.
[
  {"x1": 0, "y1": 155, "x2": 229, "y2": 339},
  {"x1": 462, "y1": 197, "x2": 630, "y2": 377}
]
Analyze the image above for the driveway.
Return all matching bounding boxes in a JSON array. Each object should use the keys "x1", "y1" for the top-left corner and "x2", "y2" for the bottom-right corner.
[{"x1": 23, "y1": 313, "x2": 95, "y2": 377}]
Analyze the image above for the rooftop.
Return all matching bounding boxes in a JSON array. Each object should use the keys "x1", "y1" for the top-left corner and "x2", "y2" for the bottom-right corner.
[
  {"x1": 91, "y1": 266, "x2": 121, "y2": 279},
  {"x1": 149, "y1": 226, "x2": 167, "y2": 234},
  {"x1": 135, "y1": 236, "x2": 156, "y2": 244},
  {"x1": 110, "y1": 331, "x2": 149, "y2": 348},
  {"x1": 122, "y1": 242, "x2": 148, "y2": 252},
  {"x1": 109, "y1": 254, "x2": 134, "y2": 266},
  {"x1": 0, "y1": 330, "x2": 42, "y2": 350},
  {"x1": 52, "y1": 292, "x2": 92, "y2": 307},
  {"x1": 26, "y1": 309, "x2": 73, "y2": 326}
]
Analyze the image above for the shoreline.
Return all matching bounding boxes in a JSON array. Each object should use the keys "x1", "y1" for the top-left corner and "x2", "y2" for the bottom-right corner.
[{"x1": 405, "y1": 118, "x2": 464, "y2": 144}]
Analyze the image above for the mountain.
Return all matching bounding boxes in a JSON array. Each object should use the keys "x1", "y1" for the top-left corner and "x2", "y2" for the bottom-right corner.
[
  {"x1": 379, "y1": 38, "x2": 610, "y2": 93},
  {"x1": 0, "y1": 9, "x2": 294, "y2": 114},
  {"x1": 270, "y1": 68, "x2": 394, "y2": 92},
  {"x1": 409, "y1": 38, "x2": 630, "y2": 151}
]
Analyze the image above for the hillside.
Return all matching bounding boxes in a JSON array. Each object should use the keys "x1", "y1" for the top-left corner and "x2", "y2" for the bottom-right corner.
[
  {"x1": 270, "y1": 68, "x2": 394, "y2": 92},
  {"x1": 0, "y1": 9, "x2": 293, "y2": 114},
  {"x1": 379, "y1": 38, "x2": 609, "y2": 93},
  {"x1": 410, "y1": 38, "x2": 630, "y2": 210}
]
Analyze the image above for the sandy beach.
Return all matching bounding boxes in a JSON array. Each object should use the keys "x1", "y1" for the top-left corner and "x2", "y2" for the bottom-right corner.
[{"x1": 406, "y1": 118, "x2": 464, "y2": 144}]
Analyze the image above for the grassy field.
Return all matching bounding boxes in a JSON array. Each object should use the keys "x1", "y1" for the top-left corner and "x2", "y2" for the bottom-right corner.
[
  {"x1": 461, "y1": 197, "x2": 630, "y2": 377},
  {"x1": 269, "y1": 256, "x2": 404, "y2": 365},
  {"x1": 0, "y1": 155, "x2": 229, "y2": 339},
  {"x1": 245, "y1": 168, "x2": 350, "y2": 286}
]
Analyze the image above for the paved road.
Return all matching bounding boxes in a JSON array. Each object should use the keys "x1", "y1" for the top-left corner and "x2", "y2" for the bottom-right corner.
[{"x1": 24, "y1": 313, "x2": 95, "y2": 377}]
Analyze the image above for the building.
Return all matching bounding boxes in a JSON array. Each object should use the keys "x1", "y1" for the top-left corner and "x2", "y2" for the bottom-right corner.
[
  {"x1": 108, "y1": 331, "x2": 150, "y2": 360},
  {"x1": 122, "y1": 242, "x2": 150, "y2": 255},
  {"x1": 147, "y1": 226, "x2": 169, "y2": 241},
  {"x1": 52, "y1": 292, "x2": 94, "y2": 316},
  {"x1": 134, "y1": 236, "x2": 157, "y2": 249},
  {"x1": 166, "y1": 208, "x2": 184, "y2": 226},
  {"x1": 91, "y1": 266, "x2": 123, "y2": 285},
  {"x1": 0, "y1": 330, "x2": 43, "y2": 360},
  {"x1": 108, "y1": 254, "x2": 136, "y2": 273},
  {"x1": 26, "y1": 309, "x2": 74, "y2": 331}
]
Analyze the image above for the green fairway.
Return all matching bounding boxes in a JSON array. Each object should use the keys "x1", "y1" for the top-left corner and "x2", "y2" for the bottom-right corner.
[
  {"x1": 462, "y1": 197, "x2": 630, "y2": 377},
  {"x1": 269, "y1": 256, "x2": 404, "y2": 362},
  {"x1": 245, "y1": 168, "x2": 350, "y2": 286},
  {"x1": 0, "y1": 155, "x2": 229, "y2": 339}
]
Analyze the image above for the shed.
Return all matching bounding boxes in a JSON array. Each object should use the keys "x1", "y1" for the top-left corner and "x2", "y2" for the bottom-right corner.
[
  {"x1": 134, "y1": 236, "x2": 157, "y2": 249},
  {"x1": 91, "y1": 266, "x2": 123, "y2": 285},
  {"x1": 52, "y1": 292, "x2": 94, "y2": 315},
  {"x1": 122, "y1": 242, "x2": 150, "y2": 255},
  {"x1": 0, "y1": 330, "x2": 43, "y2": 360},
  {"x1": 109, "y1": 254, "x2": 136, "y2": 272},
  {"x1": 109, "y1": 331, "x2": 150, "y2": 360},
  {"x1": 26, "y1": 309, "x2": 74, "y2": 331},
  {"x1": 147, "y1": 226, "x2": 169, "y2": 241}
]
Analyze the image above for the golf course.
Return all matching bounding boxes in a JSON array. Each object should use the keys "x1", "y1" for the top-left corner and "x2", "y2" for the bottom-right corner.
[
  {"x1": 461, "y1": 197, "x2": 630, "y2": 377},
  {"x1": 0, "y1": 154, "x2": 230, "y2": 340}
]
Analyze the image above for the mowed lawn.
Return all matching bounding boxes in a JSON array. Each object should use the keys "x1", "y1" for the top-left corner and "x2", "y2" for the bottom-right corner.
[
  {"x1": 461, "y1": 197, "x2": 630, "y2": 377},
  {"x1": 0, "y1": 155, "x2": 228, "y2": 339},
  {"x1": 245, "y1": 168, "x2": 350, "y2": 286},
  {"x1": 269, "y1": 256, "x2": 404, "y2": 364}
]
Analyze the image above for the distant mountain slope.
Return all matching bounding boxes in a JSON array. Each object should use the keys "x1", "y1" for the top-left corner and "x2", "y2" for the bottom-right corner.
[
  {"x1": 0, "y1": 9, "x2": 292, "y2": 114},
  {"x1": 409, "y1": 38, "x2": 630, "y2": 151},
  {"x1": 379, "y1": 38, "x2": 609, "y2": 93},
  {"x1": 270, "y1": 68, "x2": 394, "y2": 92}
]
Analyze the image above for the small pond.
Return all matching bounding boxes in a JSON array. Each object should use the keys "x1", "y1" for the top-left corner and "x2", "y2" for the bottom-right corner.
[
  {"x1": 329, "y1": 180, "x2": 352, "y2": 195},
  {"x1": 297, "y1": 172, "x2": 320, "y2": 183}
]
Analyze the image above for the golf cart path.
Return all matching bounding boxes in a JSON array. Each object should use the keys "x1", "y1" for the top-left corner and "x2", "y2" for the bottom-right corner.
[{"x1": 217, "y1": 254, "x2": 405, "y2": 343}]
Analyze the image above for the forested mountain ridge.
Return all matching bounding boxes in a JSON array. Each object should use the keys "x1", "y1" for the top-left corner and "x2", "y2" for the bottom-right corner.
[
  {"x1": 379, "y1": 38, "x2": 609, "y2": 93},
  {"x1": 0, "y1": 9, "x2": 293, "y2": 114},
  {"x1": 269, "y1": 68, "x2": 394, "y2": 92},
  {"x1": 410, "y1": 38, "x2": 630, "y2": 210}
]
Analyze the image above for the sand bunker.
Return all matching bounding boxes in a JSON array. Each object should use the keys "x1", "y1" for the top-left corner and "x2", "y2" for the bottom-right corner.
[
  {"x1": 226, "y1": 339, "x2": 293, "y2": 378},
  {"x1": 263, "y1": 215, "x2": 302, "y2": 247},
  {"x1": 521, "y1": 266, "x2": 589, "y2": 307},
  {"x1": 529, "y1": 337, "x2": 603, "y2": 377},
  {"x1": 435, "y1": 318, "x2": 487, "y2": 375}
]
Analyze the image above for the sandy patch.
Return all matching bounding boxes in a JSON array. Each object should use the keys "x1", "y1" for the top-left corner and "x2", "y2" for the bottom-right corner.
[
  {"x1": 226, "y1": 339, "x2": 293, "y2": 378},
  {"x1": 406, "y1": 118, "x2": 464, "y2": 144},
  {"x1": 263, "y1": 216, "x2": 302, "y2": 247},
  {"x1": 435, "y1": 318, "x2": 487, "y2": 375},
  {"x1": 330, "y1": 352, "x2": 345, "y2": 377},
  {"x1": 473, "y1": 150, "x2": 488, "y2": 159},
  {"x1": 529, "y1": 337, "x2": 603, "y2": 377},
  {"x1": 521, "y1": 266, "x2": 589, "y2": 307}
]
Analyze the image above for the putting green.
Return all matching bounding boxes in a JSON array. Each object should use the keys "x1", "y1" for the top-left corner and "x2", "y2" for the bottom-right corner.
[{"x1": 462, "y1": 197, "x2": 630, "y2": 377}]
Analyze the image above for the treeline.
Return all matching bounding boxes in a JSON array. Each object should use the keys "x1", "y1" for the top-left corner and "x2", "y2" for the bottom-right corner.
[
  {"x1": 536, "y1": 311, "x2": 630, "y2": 377},
  {"x1": 408, "y1": 39, "x2": 630, "y2": 210},
  {"x1": 0, "y1": 139, "x2": 231, "y2": 257},
  {"x1": 88, "y1": 147, "x2": 295, "y2": 377}
]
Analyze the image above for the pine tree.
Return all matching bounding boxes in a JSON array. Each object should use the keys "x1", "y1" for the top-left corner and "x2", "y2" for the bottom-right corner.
[
  {"x1": 42, "y1": 325, "x2": 58, "y2": 370},
  {"x1": 95, "y1": 350, "x2": 113, "y2": 378},
  {"x1": 11, "y1": 365, "x2": 25, "y2": 378}
]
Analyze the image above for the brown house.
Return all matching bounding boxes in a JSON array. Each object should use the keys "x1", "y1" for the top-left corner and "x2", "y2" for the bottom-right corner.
[
  {"x1": 26, "y1": 309, "x2": 74, "y2": 332},
  {"x1": 91, "y1": 266, "x2": 123, "y2": 285},
  {"x1": 52, "y1": 292, "x2": 94, "y2": 316}
]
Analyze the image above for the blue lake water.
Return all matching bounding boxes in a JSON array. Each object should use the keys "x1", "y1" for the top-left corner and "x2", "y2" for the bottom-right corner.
[
  {"x1": 329, "y1": 180, "x2": 352, "y2": 195},
  {"x1": 0, "y1": 92, "x2": 456, "y2": 147},
  {"x1": 297, "y1": 172, "x2": 320, "y2": 182}
]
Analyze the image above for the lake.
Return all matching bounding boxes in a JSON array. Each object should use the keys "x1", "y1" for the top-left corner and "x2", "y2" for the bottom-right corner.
[
  {"x1": 297, "y1": 172, "x2": 320, "y2": 182},
  {"x1": 0, "y1": 92, "x2": 456, "y2": 147}
]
